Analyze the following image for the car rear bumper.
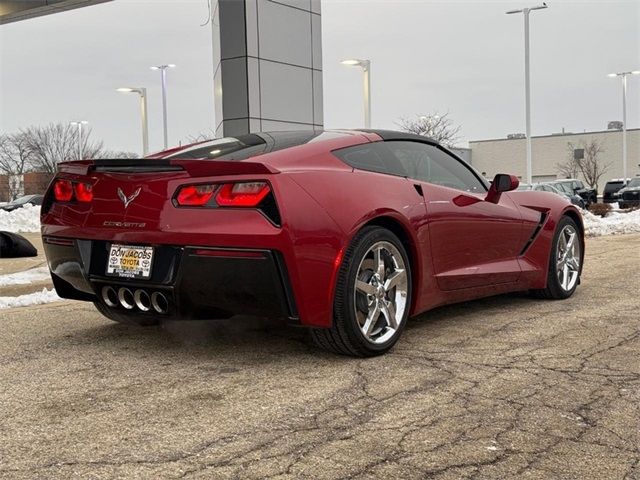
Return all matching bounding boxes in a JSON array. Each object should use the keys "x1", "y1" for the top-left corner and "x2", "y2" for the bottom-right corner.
[{"x1": 43, "y1": 236, "x2": 299, "y2": 323}]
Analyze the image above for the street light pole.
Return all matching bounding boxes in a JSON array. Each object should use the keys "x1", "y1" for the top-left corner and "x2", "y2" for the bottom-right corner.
[
  {"x1": 507, "y1": 4, "x2": 548, "y2": 185},
  {"x1": 117, "y1": 87, "x2": 149, "y2": 156},
  {"x1": 608, "y1": 70, "x2": 640, "y2": 184},
  {"x1": 70, "y1": 120, "x2": 88, "y2": 160},
  {"x1": 341, "y1": 59, "x2": 372, "y2": 128},
  {"x1": 150, "y1": 64, "x2": 176, "y2": 150}
]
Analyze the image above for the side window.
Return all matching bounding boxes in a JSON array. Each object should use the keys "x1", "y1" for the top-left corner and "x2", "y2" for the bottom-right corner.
[
  {"x1": 332, "y1": 142, "x2": 407, "y2": 176},
  {"x1": 386, "y1": 141, "x2": 486, "y2": 193}
]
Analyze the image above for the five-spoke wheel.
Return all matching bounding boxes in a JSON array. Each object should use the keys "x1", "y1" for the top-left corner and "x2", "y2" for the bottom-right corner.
[{"x1": 310, "y1": 226, "x2": 412, "y2": 357}]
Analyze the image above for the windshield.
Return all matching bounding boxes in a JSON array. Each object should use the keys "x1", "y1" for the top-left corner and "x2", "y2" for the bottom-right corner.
[
  {"x1": 627, "y1": 178, "x2": 640, "y2": 188},
  {"x1": 11, "y1": 196, "x2": 31, "y2": 205},
  {"x1": 604, "y1": 181, "x2": 624, "y2": 192}
]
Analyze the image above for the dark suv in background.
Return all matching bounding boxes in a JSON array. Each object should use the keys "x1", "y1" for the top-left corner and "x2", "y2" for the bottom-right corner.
[
  {"x1": 618, "y1": 178, "x2": 640, "y2": 209},
  {"x1": 602, "y1": 179, "x2": 628, "y2": 203},
  {"x1": 552, "y1": 179, "x2": 597, "y2": 207}
]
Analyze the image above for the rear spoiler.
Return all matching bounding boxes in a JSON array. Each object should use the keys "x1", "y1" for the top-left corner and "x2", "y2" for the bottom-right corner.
[{"x1": 56, "y1": 159, "x2": 279, "y2": 176}]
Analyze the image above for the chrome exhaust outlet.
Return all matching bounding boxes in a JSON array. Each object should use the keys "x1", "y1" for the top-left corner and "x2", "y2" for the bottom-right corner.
[
  {"x1": 101, "y1": 286, "x2": 119, "y2": 307},
  {"x1": 134, "y1": 289, "x2": 151, "y2": 312},
  {"x1": 151, "y1": 291, "x2": 169, "y2": 314},
  {"x1": 118, "y1": 287, "x2": 135, "y2": 310}
]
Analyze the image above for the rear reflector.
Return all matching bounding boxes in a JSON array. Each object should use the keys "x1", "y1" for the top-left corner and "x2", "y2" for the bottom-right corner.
[
  {"x1": 43, "y1": 236, "x2": 74, "y2": 246},
  {"x1": 193, "y1": 249, "x2": 266, "y2": 258},
  {"x1": 176, "y1": 185, "x2": 216, "y2": 206},
  {"x1": 53, "y1": 180, "x2": 74, "y2": 202},
  {"x1": 215, "y1": 182, "x2": 270, "y2": 207}
]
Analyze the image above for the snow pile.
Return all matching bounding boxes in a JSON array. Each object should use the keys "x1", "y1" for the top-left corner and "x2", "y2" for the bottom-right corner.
[
  {"x1": 583, "y1": 209, "x2": 640, "y2": 237},
  {"x1": 0, "y1": 266, "x2": 51, "y2": 286},
  {"x1": 0, "y1": 204, "x2": 41, "y2": 233},
  {"x1": 0, "y1": 288, "x2": 60, "y2": 310}
]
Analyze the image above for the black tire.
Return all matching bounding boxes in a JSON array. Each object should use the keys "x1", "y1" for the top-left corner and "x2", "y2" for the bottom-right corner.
[
  {"x1": 93, "y1": 302, "x2": 161, "y2": 327},
  {"x1": 531, "y1": 216, "x2": 583, "y2": 300},
  {"x1": 310, "y1": 226, "x2": 412, "y2": 357}
]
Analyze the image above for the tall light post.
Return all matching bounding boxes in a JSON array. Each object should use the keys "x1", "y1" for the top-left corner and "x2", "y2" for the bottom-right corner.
[
  {"x1": 69, "y1": 120, "x2": 88, "y2": 160},
  {"x1": 117, "y1": 87, "x2": 149, "y2": 156},
  {"x1": 341, "y1": 59, "x2": 371, "y2": 128},
  {"x1": 506, "y1": 3, "x2": 548, "y2": 185},
  {"x1": 150, "y1": 64, "x2": 176, "y2": 149},
  {"x1": 608, "y1": 70, "x2": 640, "y2": 184}
]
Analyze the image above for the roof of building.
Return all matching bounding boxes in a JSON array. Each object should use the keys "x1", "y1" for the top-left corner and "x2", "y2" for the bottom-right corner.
[{"x1": 469, "y1": 127, "x2": 640, "y2": 144}]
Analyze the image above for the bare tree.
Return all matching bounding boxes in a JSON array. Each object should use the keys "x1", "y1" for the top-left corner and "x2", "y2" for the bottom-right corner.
[
  {"x1": 23, "y1": 123, "x2": 103, "y2": 173},
  {"x1": 396, "y1": 113, "x2": 462, "y2": 148},
  {"x1": 565, "y1": 139, "x2": 610, "y2": 190},
  {"x1": 556, "y1": 149, "x2": 581, "y2": 179},
  {"x1": 0, "y1": 132, "x2": 34, "y2": 176},
  {"x1": 101, "y1": 150, "x2": 140, "y2": 159}
]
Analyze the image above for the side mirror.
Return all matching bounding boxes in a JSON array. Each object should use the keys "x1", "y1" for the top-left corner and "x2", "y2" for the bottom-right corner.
[{"x1": 485, "y1": 174, "x2": 519, "y2": 203}]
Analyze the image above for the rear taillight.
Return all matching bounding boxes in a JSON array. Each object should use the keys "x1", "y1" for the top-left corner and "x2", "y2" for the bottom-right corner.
[
  {"x1": 52, "y1": 179, "x2": 92, "y2": 203},
  {"x1": 74, "y1": 182, "x2": 93, "y2": 202},
  {"x1": 175, "y1": 182, "x2": 271, "y2": 208},
  {"x1": 176, "y1": 185, "x2": 215, "y2": 206},
  {"x1": 53, "y1": 180, "x2": 74, "y2": 202},
  {"x1": 215, "y1": 182, "x2": 270, "y2": 207}
]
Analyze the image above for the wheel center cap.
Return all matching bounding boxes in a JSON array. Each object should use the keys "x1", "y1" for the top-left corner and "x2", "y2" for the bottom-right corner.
[{"x1": 376, "y1": 287, "x2": 385, "y2": 299}]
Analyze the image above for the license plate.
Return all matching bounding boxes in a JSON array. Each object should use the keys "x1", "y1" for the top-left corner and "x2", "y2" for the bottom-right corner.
[{"x1": 106, "y1": 244, "x2": 154, "y2": 279}]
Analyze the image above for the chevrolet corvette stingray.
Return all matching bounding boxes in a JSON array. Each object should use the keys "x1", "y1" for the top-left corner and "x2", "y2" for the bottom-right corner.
[{"x1": 41, "y1": 130, "x2": 584, "y2": 356}]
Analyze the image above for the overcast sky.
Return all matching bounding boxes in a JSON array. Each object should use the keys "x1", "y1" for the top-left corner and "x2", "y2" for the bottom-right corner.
[{"x1": 1, "y1": 0, "x2": 638, "y2": 155}]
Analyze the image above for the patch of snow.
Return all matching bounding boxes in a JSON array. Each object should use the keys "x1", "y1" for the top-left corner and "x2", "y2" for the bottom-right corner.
[
  {"x1": 583, "y1": 209, "x2": 640, "y2": 237},
  {"x1": 0, "y1": 266, "x2": 51, "y2": 286},
  {"x1": 0, "y1": 204, "x2": 41, "y2": 233},
  {"x1": 0, "y1": 288, "x2": 61, "y2": 310},
  {"x1": 486, "y1": 445, "x2": 498, "y2": 451}
]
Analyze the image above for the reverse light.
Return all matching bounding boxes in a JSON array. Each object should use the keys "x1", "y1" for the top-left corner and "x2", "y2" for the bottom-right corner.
[
  {"x1": 215, "y1": 182, "x2": 270, "y2": 207},
  {"x1": 176, "y1": 185, "x2": 216, "y2": 206},
  {"x1": 74, "y1": 182, "x2": 93, "y2": 202},
  {"x1": 53, "y1": 180, "x2": 74, "y2": 202}
]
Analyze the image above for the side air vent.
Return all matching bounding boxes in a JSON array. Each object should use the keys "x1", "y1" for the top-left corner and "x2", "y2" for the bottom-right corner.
[{"x1": 519, "y1": 212, "x2": 548, "y2": 256}]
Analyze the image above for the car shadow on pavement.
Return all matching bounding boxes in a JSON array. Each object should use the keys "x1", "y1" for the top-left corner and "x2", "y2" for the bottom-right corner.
[{"x1": 69, "y1": 291, "x2": 541, "y2": 362}]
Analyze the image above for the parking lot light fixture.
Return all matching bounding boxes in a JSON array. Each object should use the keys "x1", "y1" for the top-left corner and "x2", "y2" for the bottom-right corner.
[
  {"x1": 69, "y1": 120, "x2": 89, "y2": 160},
  {"x1": 117, "y1": 87, "x2": 149, "y2": 156},
  {"x1": 608, "y1": 70, "x2": 640, "y2": 184},
  {"x1": 341, "y1": 59, "x2": 371, "y2": 128},
  {"x1": 150, "y1": 64, "x2": 176, "y2": 149},
  {"x1": 506, "y1": 3, "x2": 548, "y2": 185}
]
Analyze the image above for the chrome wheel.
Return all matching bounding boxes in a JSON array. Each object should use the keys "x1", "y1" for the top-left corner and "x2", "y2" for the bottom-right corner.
[
  {"x1": 556, "y1": 224, "x2": 580, "y2": 292},
  {"x1": 354, "y1": 241, "x2": 408, "y2": 344}
]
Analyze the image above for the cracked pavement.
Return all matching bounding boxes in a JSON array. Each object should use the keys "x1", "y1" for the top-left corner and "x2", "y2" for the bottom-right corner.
[{"x1": 1, "y1": 234, "x2": 638, "y2": 479}]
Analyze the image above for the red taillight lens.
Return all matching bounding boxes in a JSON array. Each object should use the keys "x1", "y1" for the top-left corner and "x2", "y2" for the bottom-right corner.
[
  {"x1": 53, "y1": 180, "x2": 74, "y2": 202},
  {"x1": 176, "y1": 185, "x2": 216, "y2": 206},
  {"x1": 74, "y1": 182, "x2": 93, "y2": 202},
  {"x1": 215, "y1": 182, "x2": 270, "y2": 207}
]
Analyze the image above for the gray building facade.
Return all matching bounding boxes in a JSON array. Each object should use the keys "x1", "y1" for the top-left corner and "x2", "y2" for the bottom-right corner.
[{"x1": 212, "y1": 0, "x2": 323, "y2": 137}]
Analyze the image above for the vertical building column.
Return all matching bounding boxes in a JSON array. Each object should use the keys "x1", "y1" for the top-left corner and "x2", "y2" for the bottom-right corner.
[{"x1": 212, "y1": 0, "x2": 323, "y2": 137}]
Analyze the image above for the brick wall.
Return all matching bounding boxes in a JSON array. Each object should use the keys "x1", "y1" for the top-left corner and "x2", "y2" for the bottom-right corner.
[{"x1": 0, "y1": 172, "x2": 54, "y2": 202}]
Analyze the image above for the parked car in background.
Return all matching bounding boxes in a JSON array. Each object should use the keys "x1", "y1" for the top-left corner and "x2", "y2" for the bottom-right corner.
[
  {"x1": 517, "y1": 183, "x2": 585, "y2": 208},
  {"x1": 552, "y1": 179, "x2": 597, "y2": 207},
  {"x1": 0, "y1": 194, "x2": 43, "y2": 212},
  {"x1": 618, "y1": 178, "x2": 640, "y2": 209},
  {"x1": 602, "y1": 179, "x2": 630, "y2": 204}
]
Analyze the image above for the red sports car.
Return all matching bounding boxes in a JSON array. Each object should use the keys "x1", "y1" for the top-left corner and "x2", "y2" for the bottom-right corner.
[{"x1": 41, "y1": 130, "x2": 584, "y2": 356}]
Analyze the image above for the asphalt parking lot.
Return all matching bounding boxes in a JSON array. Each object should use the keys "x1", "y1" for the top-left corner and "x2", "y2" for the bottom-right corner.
[{"x1": 1, "y1": 234, "x2": 639, "y2": 479}]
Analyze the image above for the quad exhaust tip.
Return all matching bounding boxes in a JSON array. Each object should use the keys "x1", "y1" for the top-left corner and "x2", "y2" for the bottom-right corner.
[
  {"x1": 134, "y1": 289, "x2": 151, "y2": 312},
  {"x1": 151, "y1": 291, "x2": 169, "y2": 314},
  {"x1": 101, "y1": 286, "x2": 169, "y2": 314},
  {"x1": 118, "y1": 287, "x2": 135, "y2": 310}
]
